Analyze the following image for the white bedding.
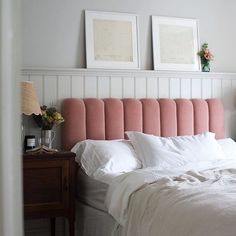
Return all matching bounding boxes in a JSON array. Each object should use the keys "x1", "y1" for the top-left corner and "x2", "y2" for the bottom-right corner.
[
  {"x1": 106, "y1": 159, "x2": 236, "y2": 236},
  {"x1": 76, "y1": 168, "x2": 109, "y2": 211}
]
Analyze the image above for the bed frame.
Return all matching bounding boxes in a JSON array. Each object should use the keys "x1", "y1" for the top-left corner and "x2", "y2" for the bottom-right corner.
[
  {"x1": 61, "y1": 98, "x2": 224, "y2": 236},
  {"x1": 62, "y1": 98, "x2": 224, "y2": 151}
]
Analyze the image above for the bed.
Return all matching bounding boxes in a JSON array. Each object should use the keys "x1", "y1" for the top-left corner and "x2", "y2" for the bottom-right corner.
[{"x1": 62, "y1": 98, "x2": 236, "y2": 236}]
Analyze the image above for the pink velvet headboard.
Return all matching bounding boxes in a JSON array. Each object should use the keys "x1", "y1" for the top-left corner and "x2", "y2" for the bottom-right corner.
[{"x1": 62, "y1": 98, "x2": 224, "y2": 150}]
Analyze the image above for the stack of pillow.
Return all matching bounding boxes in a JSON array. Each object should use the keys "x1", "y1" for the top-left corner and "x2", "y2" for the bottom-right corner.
[{"x1": 72, "y1": 132, "x2": 236, "y2": 179}]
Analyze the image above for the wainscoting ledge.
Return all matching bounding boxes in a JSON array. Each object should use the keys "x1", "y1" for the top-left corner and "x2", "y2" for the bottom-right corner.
[{"x1": 22, "y1": 67, "x2": 236, "y2": 79}]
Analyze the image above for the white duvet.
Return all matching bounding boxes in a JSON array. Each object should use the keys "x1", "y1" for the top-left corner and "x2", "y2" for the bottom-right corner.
[{"x1": 105, "y1": 159, "x2": 236, "y2": 236}]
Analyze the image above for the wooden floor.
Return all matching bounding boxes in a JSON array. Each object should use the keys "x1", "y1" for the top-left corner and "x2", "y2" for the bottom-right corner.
[{"x1": 24, "y1": 218, "x2": 65, "y2": 236}]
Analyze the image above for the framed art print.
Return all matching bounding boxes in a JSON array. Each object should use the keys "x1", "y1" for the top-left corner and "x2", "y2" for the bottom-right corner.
[
  {"x1": 85, "y1": 10, "x2": 140, "y2": 69},
  {"x1": 152, "y1": 16, "x2": 200, "y2": 71}
]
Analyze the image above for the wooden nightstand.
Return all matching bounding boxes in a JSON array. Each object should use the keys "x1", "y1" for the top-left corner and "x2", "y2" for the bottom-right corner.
[{"x1": 23, "y1": 151, "x2": 76, "y2": 236}]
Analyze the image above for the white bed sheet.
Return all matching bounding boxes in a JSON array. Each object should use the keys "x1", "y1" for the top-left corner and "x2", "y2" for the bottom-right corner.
[
  {"x1": 106, "y1": 159, "x2": 236, "y2": 236},
  {"x1": 76, "y1": 168, "x2": 108, "y2": 211},
  {"x1": 76, "y1": 201, "x2": 123, "y2": 236},
  {"x1": 76, "y1": 168, "x2": 120, "y2": 212}
]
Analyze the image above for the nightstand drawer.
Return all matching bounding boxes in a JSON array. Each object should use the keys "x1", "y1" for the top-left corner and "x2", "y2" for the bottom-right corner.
[{"x1": 24, "y1": 160, "x2": 69, "y2": 210}]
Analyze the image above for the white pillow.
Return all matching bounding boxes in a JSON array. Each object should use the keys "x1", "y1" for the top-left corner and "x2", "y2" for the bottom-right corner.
[
  {"x1": 126, "y1": 132, "x2": 225, "y2": 169},
  {"x1": 71, "y1": 139, "x2": 141, "y2": 177},
  {"x1": 217, "y1": 138, "x2": 236, "y2": 159}
]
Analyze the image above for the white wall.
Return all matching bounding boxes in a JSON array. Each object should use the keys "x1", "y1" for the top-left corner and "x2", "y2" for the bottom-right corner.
[
  {"x1": 22, "y1": 0, "x2": 236, "y2": 72},
  {"x1": 0, "y1": 0, "x2": 23, "y2": 236}
]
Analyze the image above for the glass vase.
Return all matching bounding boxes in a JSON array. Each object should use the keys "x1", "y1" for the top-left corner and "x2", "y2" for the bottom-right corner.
[
  {"x1": 41, "y1": 129, "x2": 55, "y2": 149},
  {"x1": 201, "y1": 60, "x2": 211, "y2": 72}
]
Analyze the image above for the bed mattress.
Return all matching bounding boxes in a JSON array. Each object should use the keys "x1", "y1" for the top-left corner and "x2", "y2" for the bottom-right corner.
[
  {"x1": 76, "y1": 168, "x2": 109, "y2": 212},
  {"x1": 75, "y1": 200, "x2": 125, "y2": 236}
]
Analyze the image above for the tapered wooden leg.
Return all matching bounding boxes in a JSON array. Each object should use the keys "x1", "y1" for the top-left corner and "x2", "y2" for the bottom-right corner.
[
  {"x1": 69, "y1": 218, "x2": 75, "y2": 236},
  {"x1": 50, "y1": 217, "x2": 56, "y2": 236}
]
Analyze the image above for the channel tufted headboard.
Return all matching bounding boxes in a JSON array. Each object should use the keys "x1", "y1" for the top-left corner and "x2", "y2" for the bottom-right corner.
[{"x1": 62, "y1": 98, "x2": 224, "y2": 151}]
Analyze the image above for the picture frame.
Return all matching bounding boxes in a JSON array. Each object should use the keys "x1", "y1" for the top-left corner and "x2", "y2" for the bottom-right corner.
[
  {"x1": 85, "y1": 10, "x2": 140, "y2": 69},
  {"x1": 152, "y1": 16, "x2": 200, "y2": 71}
]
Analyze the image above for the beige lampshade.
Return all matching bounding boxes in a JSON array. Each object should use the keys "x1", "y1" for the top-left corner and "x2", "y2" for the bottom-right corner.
[{"x1": 21, "y1": 81, "x2": 42, "y2": 115}]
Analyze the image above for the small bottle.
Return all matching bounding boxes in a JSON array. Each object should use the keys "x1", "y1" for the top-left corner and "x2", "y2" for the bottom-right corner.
[{"x1": 24, "y1": 135, "x2": 36, "y2": 151}]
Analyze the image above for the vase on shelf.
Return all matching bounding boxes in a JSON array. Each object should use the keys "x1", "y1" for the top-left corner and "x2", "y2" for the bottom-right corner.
[
  {"x1": 41, "y1": 129, "x2": 55, "y2": 149},
  {"x1": 201, "y1": 59, "x2": 211, "y2": 72}
]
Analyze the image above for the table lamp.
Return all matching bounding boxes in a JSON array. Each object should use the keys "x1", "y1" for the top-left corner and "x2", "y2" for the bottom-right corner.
[
  {"x1": 21, "y1": 81, "x2": 42, "y2": 116},
  {"x1": 21, "y1": 81, "x2": 42, "y2": 149}
]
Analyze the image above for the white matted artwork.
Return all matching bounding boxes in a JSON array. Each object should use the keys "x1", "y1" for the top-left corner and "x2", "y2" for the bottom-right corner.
[
  {"x1": 152, "y1": 16, "x2": 200, "y2": 71},
  {"x1": 85, "y1": 10, "x2": 140, "y2": 69}
]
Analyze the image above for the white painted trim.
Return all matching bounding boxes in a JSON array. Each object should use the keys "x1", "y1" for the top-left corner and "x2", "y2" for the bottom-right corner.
[{"x1": 22, "y1": 67, "x2": 236, "y2": 79}]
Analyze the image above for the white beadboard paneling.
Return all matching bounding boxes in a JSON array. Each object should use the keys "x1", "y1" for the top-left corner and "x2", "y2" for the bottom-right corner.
[
  {"x1": 230, "y1": 80, "x2": 236, "y2": 138},
  {"x1": 110, "y1": 76, "x2": 122, "y2": 98},
  {"x1": 222, "y1": 79, "x2": 232, "y2": 109},
  {"x1": 146, "y1": 77, "x2": 158, "y2": 98},
  {"x1": 222, "y1": 80, "x2": 232, "y2": 137},
  {"x1": 170, "y1": 78, "x2": 180, "y2": 99},
  {"x1": 135, "y1": 77, "x2": 146, "y2": 98},
  {"x1": 232, "y1": 80, "x2": 236, "y2": 91},
  {"x1": 201, "y1": 78, "x2": 212, "y2": 99},
  {"x1": 123, "y1": 77, "x2": 135, "y2": 98},
  {"x1": 43, "y1": 76, "x2": 57, "y2": 106},
  {"x1": 220, "y1": 79, "x2": 232, "y2": 138},
  {"x1": 212, "y1": 79, "x2": 222, "y2": 98},
  {"x1": 22, "y1": 68, "x2": 236, "y2": 104},
  {"x1": 58, "y1": 76, "x2": 71, "y2": 108},
  {"x1": 191, "y1": 79, "x2": 202, "y2": 98},
  {"x1": 29, "y1": 75, "x2": 43, "y2": 104},
  {"x1": 222, "y1": 79, "x2": 231, "y2": 95},
  {"x1": 180, "y1": 78, "x2": 191, "y2": 98},
  {"x1": 21, "y1": 74, "x2": 29, "y2": 82},
  {"x1": 84, "y1": 76, "x2": 97, "y2": 98},
  {"x1": 231, "y1": 80, "x2": 236, "y2": 108},
  {"x1": 98, "y1": 76, "x2": 110, "y2": 98},
  {"x1": 22, "y1": 68, "x2": 236, "y2": 143},
  {"x1": 159, "y1": 77, "x2": 169, "y2": 98},
  {"x1": 71, "y1": 76, "x2": 84, "y2": 98}
]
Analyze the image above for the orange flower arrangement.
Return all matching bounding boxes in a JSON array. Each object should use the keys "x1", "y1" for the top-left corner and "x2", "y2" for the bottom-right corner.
[{"x1": 198, "y1": 43, "x2": 214, "y2": 72}]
